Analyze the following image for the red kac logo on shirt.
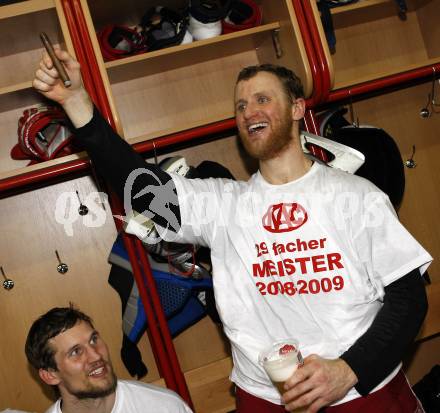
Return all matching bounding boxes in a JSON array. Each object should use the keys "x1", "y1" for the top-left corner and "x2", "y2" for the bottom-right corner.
[{"x1": 262, "y1": 203, "x2": 308, "y2": 233}]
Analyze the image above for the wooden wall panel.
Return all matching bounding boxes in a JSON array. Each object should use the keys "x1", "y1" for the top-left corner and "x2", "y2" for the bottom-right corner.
[
  {"x1": 0, "y1": 176, "x2": 118, "y2": 411},
  {"x1": 352, "y1": 82, "x2": 440, "y2": 282},
  {"x1": 405, "y1": 334, "x2": 440, "y2": 385}
]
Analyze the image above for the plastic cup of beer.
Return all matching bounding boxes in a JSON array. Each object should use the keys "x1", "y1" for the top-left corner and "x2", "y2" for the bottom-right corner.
[{"x1": 259, "y1": 338, "x2": 303, "y2": 395}]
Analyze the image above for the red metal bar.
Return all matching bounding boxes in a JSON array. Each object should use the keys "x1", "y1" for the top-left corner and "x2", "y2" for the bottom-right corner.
[
  {"x1": 68, "y1": 1, "x2": 193, "y2": 404},
  {"x1": 0, "y1": 159, "x2": 88, "y2": 193},
  {"x1": 327, "y1": 63, "x2": 440, "y2": 104},
  {"x1": 121, "y1": 233, "x2": 178, "y2": 392},
  {"x1": 70, "y1": 0, "x2": 115, "y2": 128},
  {"x1": 61, "y1": 4, "x2": 177, "y2": 386},
  {"x1": 68, "y1": 0, "x2": 175, "y2": 390},
  {"x1": 300, "y1": 0, "x2": 331, "y2": 103},
  {"x1": 135, "y1": 239, "x2": 193, "y2": 408},
  {"x1": 61, "y1": 0, "x2": 99, "y2": 104},
  {"x1": 292, "y1": 0, "x2": 323, "y2": 108},
  {"x1": 108, "y1": 193, "x2": 176, "y2": 387},
  {"x1": 65, "y1": 0, "x2": 173, "y2": 384},
  {"x1": 134, "y1": 118, "x2": 236, "y2": 153}
]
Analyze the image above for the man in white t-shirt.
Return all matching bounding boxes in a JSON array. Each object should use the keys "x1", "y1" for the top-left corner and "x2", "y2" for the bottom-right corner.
[
  {"x1": 25, "y1": 305, "x2": 192, "y2": 413},
  {"x1": 33, "y1": 50, "x2": 431, "y2": 413}
]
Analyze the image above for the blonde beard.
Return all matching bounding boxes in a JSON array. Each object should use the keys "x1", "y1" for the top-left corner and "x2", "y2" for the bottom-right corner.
[{"x1": 240, "y1": 109, "x2": 294, "y2": 161}]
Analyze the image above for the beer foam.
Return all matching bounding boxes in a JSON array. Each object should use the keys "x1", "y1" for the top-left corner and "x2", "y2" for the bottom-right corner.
[{"x1": 263, "y1": 351, "x2": 299, "y2": 382}]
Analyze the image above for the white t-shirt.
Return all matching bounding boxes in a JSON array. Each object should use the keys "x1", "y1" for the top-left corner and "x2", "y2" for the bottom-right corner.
[
  {"x1": 164, "y1": 162, "x2": 432, "y2": 406},
  {"x1": 45, "y1": 380, "x2": 193, "y2": 413}
]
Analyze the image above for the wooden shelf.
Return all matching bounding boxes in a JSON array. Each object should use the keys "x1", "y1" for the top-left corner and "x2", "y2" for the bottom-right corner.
[
  {"x1": 105, "y1": 22, "x2": 281, "y2": 69},
  {"x1": 105, "y1": 22, "x2": 283, "y2": 87},
  {"x1": 334, "y1": 57, "x2": 440, "y2": 90},
  {"x1": 329, "y1": 0, "x2": 434, "y2": 16},
  {"x1": 0, "y1": 0, "x2": 54, "y2": 19},
  {"x1": 0, "y1": 80, "x2": 33, "y2": 96}
]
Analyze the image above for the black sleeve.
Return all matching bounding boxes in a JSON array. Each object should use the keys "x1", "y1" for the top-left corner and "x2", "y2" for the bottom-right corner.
[
  {"x1": 75, "y1": 106, "x2": 181, "y2": 232},
  {"x1": 340, "y1": 269, "x2": 428, "y2": 395}
]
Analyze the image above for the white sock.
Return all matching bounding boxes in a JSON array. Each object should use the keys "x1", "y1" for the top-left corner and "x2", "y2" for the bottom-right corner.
[{"x1": 188, "y1": 15, "x2": 222, "y2": 40}]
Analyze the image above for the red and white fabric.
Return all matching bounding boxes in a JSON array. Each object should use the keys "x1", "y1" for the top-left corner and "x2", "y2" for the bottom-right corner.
[{"x1": 11, "y1": 105, "x2": 75, "y2": 163}]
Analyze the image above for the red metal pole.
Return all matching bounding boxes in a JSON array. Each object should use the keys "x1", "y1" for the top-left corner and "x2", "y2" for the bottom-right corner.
[
  {"x1": 327, "y1": 63, "x2": 440, "y2": 104},
  {"x1": 121, "y1": 233, "x2": 178, "y2": 392},
  {"x1": 300, "y1": 0, "x2": 331, "y2": 103},
  {"x1": 61, "y1": 0, "x2": 99, "y2": 104},
  {"x1": 133, "y1": 118, "x2": 236, "y2": 153},
  {"x1": 135, "y1": 239, "x2": 193, "y2": 407},
  {"x1": 67, "y1": 1, "x2": 193, "y2": 404},
  {"x1": 63, "y1": 0, "x2": 175, "y2": 386},
  {"x1": 70, "y1": 0, "x2": 115, "y2": 128},
  {"x1": 292, "y1": 0, "x2": 323, "y2": 108},
  {"x1": 67, "y1": 0, "x2": 176, "y2": 391}
]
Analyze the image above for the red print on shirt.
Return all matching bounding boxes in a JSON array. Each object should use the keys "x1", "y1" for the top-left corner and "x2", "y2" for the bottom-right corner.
[{"x1": 262, "y1": 203, "x2": 308, "y2": 233}]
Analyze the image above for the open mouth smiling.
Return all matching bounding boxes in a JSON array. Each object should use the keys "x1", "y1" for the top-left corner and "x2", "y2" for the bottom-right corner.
[
  {"x1": 248, "y1": 122, "x2": 269, "y2": 135},
  {"x1": 88, "y1": 365, "x2": 106, "y2": 377}
]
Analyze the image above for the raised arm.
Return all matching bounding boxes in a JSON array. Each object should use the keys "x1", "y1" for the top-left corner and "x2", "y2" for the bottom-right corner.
[
  {"x1": 33, "y1": 48, "x2": 93, "y2": 127},
  {"x1": 33, "y1": 50, "x2": 181, "y2": 233}
]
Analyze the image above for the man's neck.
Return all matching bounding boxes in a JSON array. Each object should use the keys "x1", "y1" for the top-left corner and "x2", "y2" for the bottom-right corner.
[
  {"x1": 259, "y1": 139, "x2": 313, "y2": 185},
  {"x1": 60, "y1": 391, "x2": 116, "y2": 413}
]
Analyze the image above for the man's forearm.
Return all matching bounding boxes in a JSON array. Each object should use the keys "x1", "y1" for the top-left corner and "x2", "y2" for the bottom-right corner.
[
  {"x1": 62, "y1": 89, "x2": 94, "y2": 128},
  {"x1": 340, "y1": 269, "x2": 427, "y2": 395}
]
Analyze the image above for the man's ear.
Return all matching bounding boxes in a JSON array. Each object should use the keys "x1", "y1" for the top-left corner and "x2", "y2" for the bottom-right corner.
[
  {"x1": 292, "y1": 98, "x2": 306, "y2": 121},
  {"x1": 39, "y1": 368, "x2": 61, "y2": 386}
]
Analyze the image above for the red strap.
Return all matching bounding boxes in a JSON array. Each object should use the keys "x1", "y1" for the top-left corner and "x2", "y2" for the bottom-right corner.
[
  {"x1": 305, "y1": 142, "x2": 330, "y2": 163},
  {"x1": 15, "y1": 106, "x2": 74, "y2": 161},
  {"x1": 98, "y1": 25, "x2": 147, "y2": 61}
]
